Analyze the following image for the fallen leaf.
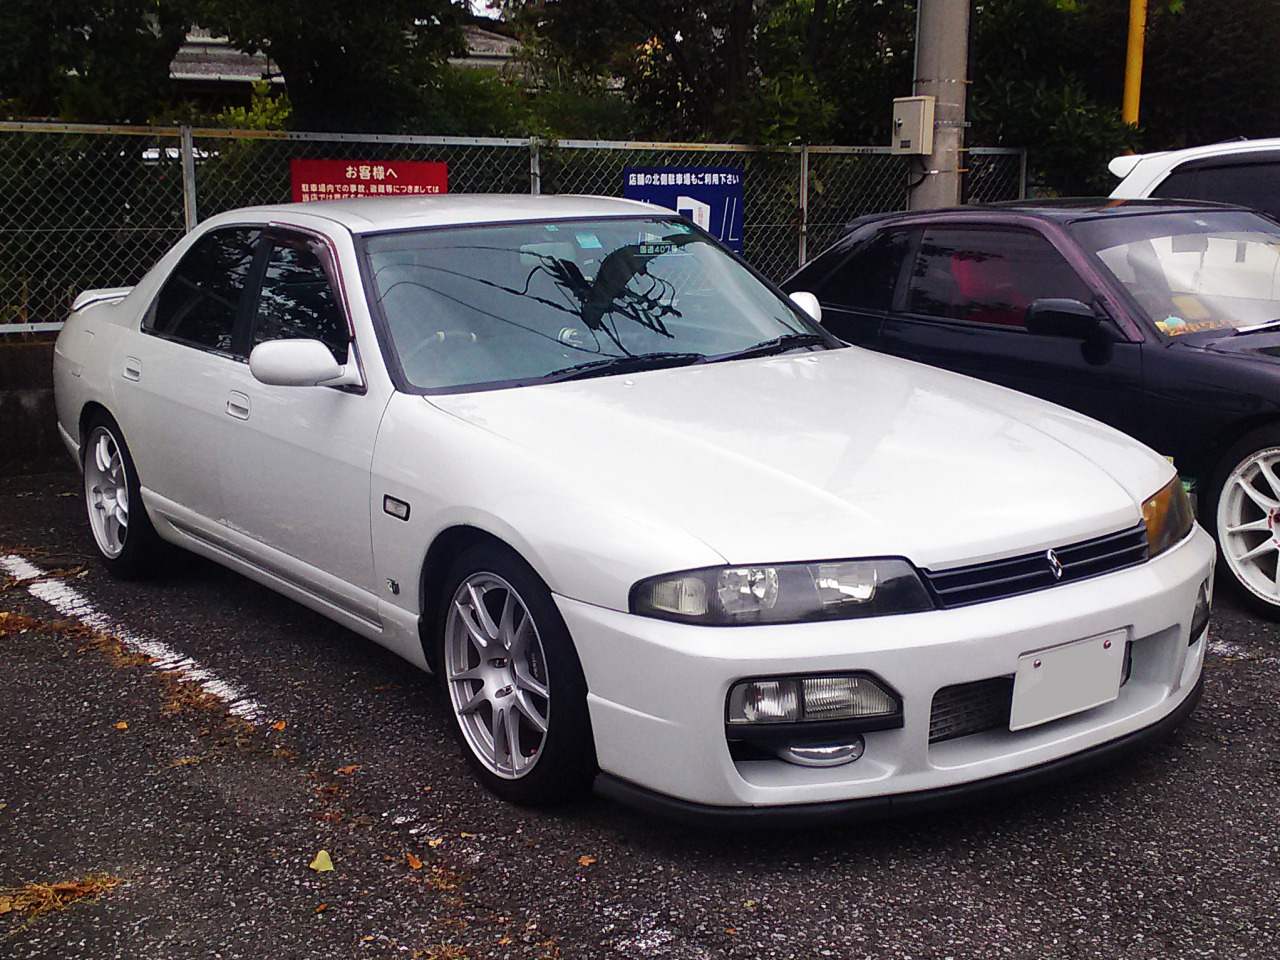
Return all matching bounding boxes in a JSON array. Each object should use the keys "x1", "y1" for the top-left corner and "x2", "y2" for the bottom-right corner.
[
  {"x1": 335, "y1": 764, "x2": 358, "y2": 775},
  {"x1": 427, "y1": 838, "x2": 444, "y2": 848},
  {"x1": 725, "y1": 928, "x2": 738, "y2": 935},
  {"x1": 460, "y1": 832, "x2": 476, "y2": 839},
  {"x1": 406, "y1": 853, "x2": 423, "y2": 870},
  {"x1": 373, "y1": 684, "x2": 393, "y2": 691},
  {"x1": 0, "y1": 874, "x2": 124, "y2": 924},
  {"x1": 0, "y1": 612, "x2": 45, "y2": 637},
  {"x1": 422, "y1": 786, "x2": 432, "y2": 793},
  {"x1": 114, "y1": 722, "x2": 128, "y2": 731},
  {"x1": 314, "y1": 903, "x2": 328, "y2": 914},
  {"x1": 309, "y1": 851, "x2": 335, "y2": 872},
  {"x1": 577, "y1": 855, "x2": 596, "y2": 867},
  {"x1": 271, "y1": 720, "x2": 286, "y2": 731}
]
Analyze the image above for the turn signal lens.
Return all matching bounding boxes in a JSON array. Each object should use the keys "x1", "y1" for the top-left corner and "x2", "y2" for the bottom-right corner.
[
  {"x1": 1143, "y1": 476, "x2": 1195, "y2": 557},
  {"x1": 1190, "y1": 575, "x2": 1212, "y2": 644}
]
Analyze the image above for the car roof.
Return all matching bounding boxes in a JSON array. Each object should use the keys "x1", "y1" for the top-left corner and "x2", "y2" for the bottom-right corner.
[
  {"x1": 842, "y1": 197, "x2": 1250, "y2": 233},
  {"x1": 1109, "y1": 137, "x2": 1280, "y2": 181},
  {"x1": 204, "y1": 194, "x2": 665, "y2": 235}
]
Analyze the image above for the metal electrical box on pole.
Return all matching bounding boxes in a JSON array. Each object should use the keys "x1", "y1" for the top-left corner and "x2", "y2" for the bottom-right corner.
[
  {"x1": 907, "y1": 0, "x2": 971, "y2": 209},
  {"x1": 892, "y1": 96, "x2": 935, "y2": 154}
]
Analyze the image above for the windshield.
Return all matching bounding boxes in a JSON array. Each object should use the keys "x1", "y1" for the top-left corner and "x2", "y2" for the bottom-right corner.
[
  {"x1": 363, "y1": 217, "x2": 826, "y2": 390},
  {"x1": 1070, "y1": 209, "x2": 1280, "y2": 338}
]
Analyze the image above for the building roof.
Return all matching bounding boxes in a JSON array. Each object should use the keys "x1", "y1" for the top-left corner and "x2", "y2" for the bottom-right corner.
[{"x1": 170, "y1": 25, "x2": 516, "y2": 86}]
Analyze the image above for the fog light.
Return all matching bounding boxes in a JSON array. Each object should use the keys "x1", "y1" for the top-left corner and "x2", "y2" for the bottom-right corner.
[
  {"x1": 780, "y1": 737, "x2": 865, "y2": 767},
  {"x1": 727, "y1": 674, "x2": 899, "y2": 724},
  {"x1": 1190, "y1": 575, "x2": 1212, "y2": 644}
]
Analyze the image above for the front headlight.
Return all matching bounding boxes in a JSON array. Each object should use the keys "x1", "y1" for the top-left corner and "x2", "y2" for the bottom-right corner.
[
  {"x1": 1143, "y1": 475, "x2": 1195, "y2": 557},
  {"x1": 630, "y1": 559, "x2": 935, "y2": 625}
]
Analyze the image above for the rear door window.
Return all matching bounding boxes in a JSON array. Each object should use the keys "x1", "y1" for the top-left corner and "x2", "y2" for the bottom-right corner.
[
  {"x1": 811, "y1": 229, "x2": 912, "y2": 312},
  {"x1": 147, "y1": 228, "x2": 261, "y2": 354},
  {"x1": 1152, "y1": 161, "x2": 1280, "y2": 220}
]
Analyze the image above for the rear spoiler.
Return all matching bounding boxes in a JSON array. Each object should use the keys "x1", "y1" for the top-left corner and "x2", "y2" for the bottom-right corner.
[{"x1": 71, "y1": 287, "x2": 134, "y2": 312}]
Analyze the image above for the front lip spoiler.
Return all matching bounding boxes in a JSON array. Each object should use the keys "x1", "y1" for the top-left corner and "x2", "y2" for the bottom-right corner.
[{"x1": 593, "y1": 673, "x2": 1203, "y2": 830}]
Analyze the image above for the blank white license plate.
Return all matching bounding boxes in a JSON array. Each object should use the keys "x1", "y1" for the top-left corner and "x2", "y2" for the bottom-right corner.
[{"x1": 1009, "y1": 629, "x2": 1127, "y2": 731}]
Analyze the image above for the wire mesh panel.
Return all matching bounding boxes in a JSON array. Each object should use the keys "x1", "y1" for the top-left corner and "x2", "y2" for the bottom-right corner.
[
  {"x1": 0, "y1": 128, "x2": 186, "y2": 327},
  {"x1": 542, "y1": 143, "x2": 803, "y2": 283},
  {"x1": 805, "y1": 149, "x2": 909, "y2": 268},
  {"x1": 0, "y1": 125, "x2": 1026, "y2": 330},
  {"x1": 968, "y1": 148, "x2": 1027, "y2": 204}
]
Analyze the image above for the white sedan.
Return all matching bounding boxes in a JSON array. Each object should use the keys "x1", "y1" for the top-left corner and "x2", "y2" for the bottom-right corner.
[{"x1": 54, "y1": 195, "x2": 1214, "y2": 823}]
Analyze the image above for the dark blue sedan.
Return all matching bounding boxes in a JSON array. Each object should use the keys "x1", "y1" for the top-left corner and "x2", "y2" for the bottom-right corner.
[{"x1": 785, "y1": 199, "x2": 1280, "y2": 617}]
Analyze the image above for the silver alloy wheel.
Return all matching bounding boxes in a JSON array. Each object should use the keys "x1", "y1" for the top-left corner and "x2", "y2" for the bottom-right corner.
[
  {"x1": 84, "y1": 426, "x2": 130, "y2": 559},
  {"x1": 1218, "y1": 444, "x2": 1280, "y2": 607},
  {"x1": 444, "y1": 572, "x2": 551, "y2": 780}
]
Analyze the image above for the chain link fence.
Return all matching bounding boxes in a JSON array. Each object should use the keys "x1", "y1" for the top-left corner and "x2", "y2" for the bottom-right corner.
[{"x1": 0, "y1": 123, "x2": 1025, "y2": 332}]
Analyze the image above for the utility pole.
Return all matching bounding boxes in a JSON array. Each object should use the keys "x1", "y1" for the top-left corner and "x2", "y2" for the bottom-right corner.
[
  {"x1": 1122, "y1": 0, "x2": 1148, "y2": 125},
  {"x1": 909, "y1": 0, "x2": 971, "y2": 209}
]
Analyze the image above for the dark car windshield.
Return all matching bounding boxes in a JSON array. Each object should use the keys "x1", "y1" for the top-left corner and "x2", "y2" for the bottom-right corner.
[
  {"x1": 362, "y1": 217, "x2": 828, "y2": 391},
  {"x1": 1070, "y1": 209, "x2": 1280, "y2": 338}
]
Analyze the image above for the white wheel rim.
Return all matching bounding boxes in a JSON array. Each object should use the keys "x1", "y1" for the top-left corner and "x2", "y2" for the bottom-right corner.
[
  {"x1": 84, "y1": 426, "x2": 130, "y2": 559},
  {"x1": 1218, "y1": 444, "x2": 1280, "y2": 607},
  {"x1": 444, "y1": 572, "x2": 550, "y2": 780}
]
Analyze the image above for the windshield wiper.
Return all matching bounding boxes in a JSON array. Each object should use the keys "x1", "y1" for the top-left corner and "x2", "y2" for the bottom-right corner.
[
  {"x1": 1232, "y1": 318, "x2": 1280, "y2": 336},
  {"x1": 543, "y1": 351, "x2": 707, "y2": 383},
  {"x1": 713, "y1": 332, "x2": 830, "y2": 362}
]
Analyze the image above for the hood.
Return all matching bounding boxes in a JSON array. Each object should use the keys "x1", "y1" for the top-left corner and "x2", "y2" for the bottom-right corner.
[
  {"x1": 428, "y1": 348, "x2": 1173, "y2": 569},
  {"x1": 1194, "y1": 328, "x2": 1280, "y2": 361}
]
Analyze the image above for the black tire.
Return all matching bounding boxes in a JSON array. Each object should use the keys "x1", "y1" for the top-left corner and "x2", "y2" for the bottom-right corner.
[
  {"x1": 436, "y1": 543, "x2": 596, "y2": 804},
  {"x1": 1205, "y1": 425, "x2": 1280, "y2": 619},
  {"x1": 81, "y1": 413, "x2": 165, "y2": 580}
]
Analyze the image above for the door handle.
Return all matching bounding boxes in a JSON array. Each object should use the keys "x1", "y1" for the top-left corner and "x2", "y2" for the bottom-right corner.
[
  {"x1": 226, "y1": 391, "x2": 250, "y2": 420},
  {"x1": 122, "y1": 357, "x2": 141, "y2": 381}
]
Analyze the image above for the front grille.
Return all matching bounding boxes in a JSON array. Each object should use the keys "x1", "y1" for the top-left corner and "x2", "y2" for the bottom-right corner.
[
  {"x1": 929, "y1": 677, "x2": 1014, "y2": 743},
  {"x1": 921, "y1": 523, "x2": 1148, "y2": 609}
]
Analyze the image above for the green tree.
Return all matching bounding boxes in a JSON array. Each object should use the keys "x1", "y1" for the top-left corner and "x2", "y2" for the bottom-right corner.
[
  {"x1": 183, "y1": 0, "x2": 468, "y2": 132},
  {"x1": 0, "y1": 0, "x2": 188, "y2": 122}
]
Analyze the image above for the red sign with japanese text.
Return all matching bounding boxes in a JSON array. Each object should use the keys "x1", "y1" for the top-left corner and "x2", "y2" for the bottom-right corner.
[{"x1": 290, "y1": 159, "x2": 448, "y2": 202}]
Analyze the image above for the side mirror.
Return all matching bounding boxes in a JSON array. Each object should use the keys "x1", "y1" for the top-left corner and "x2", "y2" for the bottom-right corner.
[
  {"x1": 1025, "y1": 299, "x2": 1106, "y2": 339},
  {"x1": 789, "y1": 291, "x2": 823, "y2": 324},
  {"x1": 249, "y1": 339, "x2": 361, "y2": 388}
]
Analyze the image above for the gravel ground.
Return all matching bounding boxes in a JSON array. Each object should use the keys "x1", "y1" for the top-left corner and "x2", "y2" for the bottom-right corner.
[{"x1": 2, "y1": 470, "x2": 1277, "y2": 959}]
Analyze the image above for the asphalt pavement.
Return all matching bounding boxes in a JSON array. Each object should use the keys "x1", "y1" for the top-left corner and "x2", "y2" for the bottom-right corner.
[{"x1": 1, "y1": 469, "x2": 1277, "y2": 959}]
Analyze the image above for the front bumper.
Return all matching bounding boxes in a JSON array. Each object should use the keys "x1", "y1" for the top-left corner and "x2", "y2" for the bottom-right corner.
[{"x1": 556, "y1": 526, "x2": 1214, "y2": 811}]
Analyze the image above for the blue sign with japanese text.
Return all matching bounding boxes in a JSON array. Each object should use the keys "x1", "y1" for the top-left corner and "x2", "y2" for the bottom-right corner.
[{"x1": 623, "y1": 166, "x2": 745, "y2": 255}]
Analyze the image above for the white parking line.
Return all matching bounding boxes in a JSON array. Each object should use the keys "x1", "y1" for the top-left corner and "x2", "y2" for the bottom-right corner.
[{"x1": 2, "y1": 554, "x2": 267, "y2": 723}]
